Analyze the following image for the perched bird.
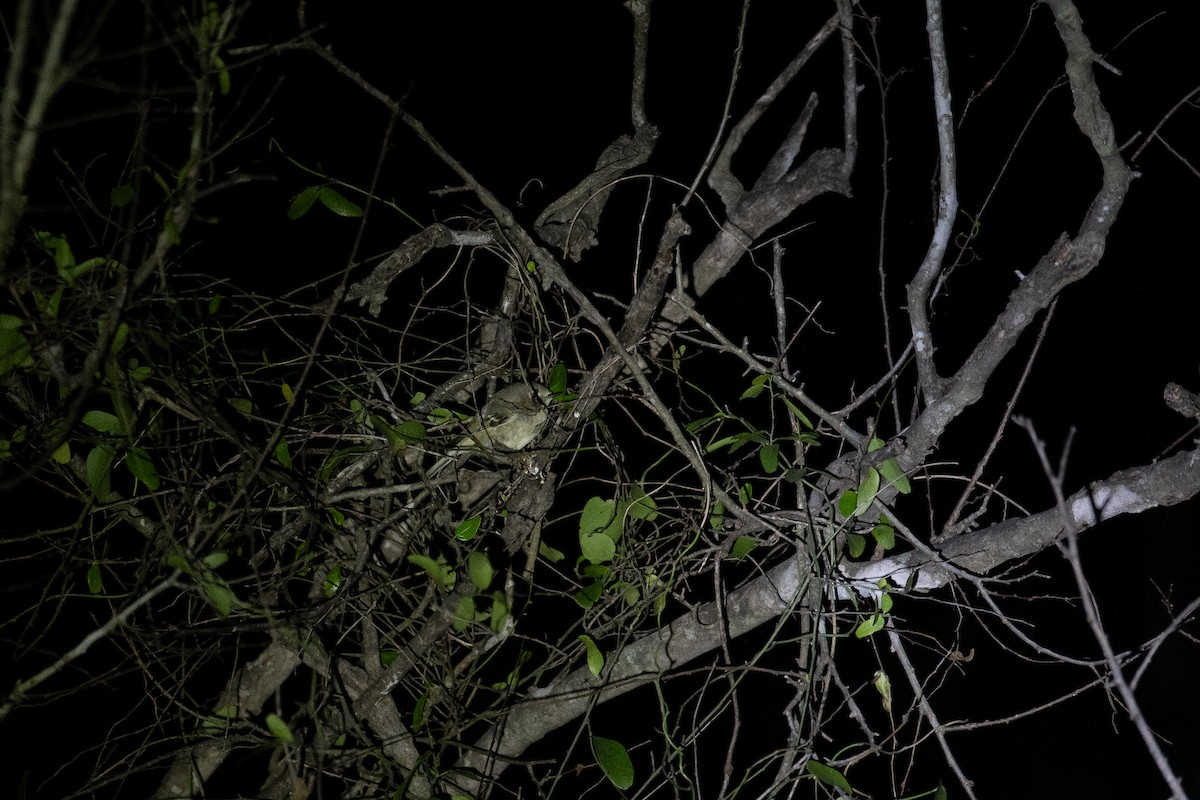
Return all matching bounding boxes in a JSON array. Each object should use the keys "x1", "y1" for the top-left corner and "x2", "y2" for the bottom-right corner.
[{"x1": 429, "y1": 382, "x2": 554, "y2": 476}]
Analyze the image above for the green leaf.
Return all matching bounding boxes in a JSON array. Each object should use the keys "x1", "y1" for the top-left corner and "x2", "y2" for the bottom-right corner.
[
  {"x1": 709, "y1": 500, "x2": 725, "y2": 530},
  {"x1": 934, "y1": 782, "x2": 948, "y2": 800},
  {"x1": 407, "y1": 553, "x2": 455, "y2": 591},
  {"x1": 729, "y1": 536, "x2": 757, "y2": 561},
  {"x1": 371, "y1": 414, "x2": 426, "y2": 455},
  {"x1": 202, "y1": 705, "x2": 239, "y2": 733},
  {"x1": 86, "y1": 562, "x2": 103, "y2": 595},
  {"x1": 212, "y1": 53, "x2": 231, "y2": 95},
  {"x1": 125, "y1": 447, "x2": 160, "y2": 490},
  {"x1": 64, "y1": 256, "x2": 102, "y2": 284},
  {"x1": 0, "y1": 311, "x2": 26, "y2": 331},
  {"x1": 456, "y1": 515, "x2": 483, "y2": 543},
  {"x1": 39, "y1": 231, "x2": 75, "y2": 269},
  {"x1": 627, "y1": 486, "x2": 658, "y2": 521},
  {"x1": 670, "y1": 343, "x2": 686, "y2": 375},
  {"x1": 110, "y1": 184, "x2": 135, "y2": 207},
  {"x1": 838, "y1": 490, "x2": 857, "y2": 518},
  {"x1": 853, "y1": 467, "x2": 881, "y2": 517},
  {"x1": 274, "y1": 439, "x2": 292, "y2": 469},
  {"x1": 870, "y1": 436, "x2": 911, "y2": 494},
  {"x1": 879, "y1": 456, "x2": 912, "y2": 494},
  {"x1": 574, "y1": 581, "x2": 602, "y2": 608},
  {"x1": 324, "y1": 563, "x2": 342, "y2": 596},
  {"x1": 86, "y1": 445, "x2": 115, "y2": 498},
  {"x1": 452, "y1": 595, "x2": 476, "y2": 632},
  {"x1": 549, "y1": 362, "x2": 569, "y2": 394},
  {"x1": 871, "y1": 523, "x2": 895, "y2": 550},
  {"x1": 806, "y1": 760, "x2": 852, "y2": 793},
  {"x1": 287, "y1": 186, "x2": 320, "y2": 219},
  {"x1": 759, "y1": 443, "x2": 780, "y2": 474},
  {"x1": 51, "y1": 440, "x2": 71, "y2": 463},
  {"x1": 580, "y1": 496, "x2": 619, "y2": 537},
  {"x1": 489, "y1": 590, "x2": 509, "y2": 632},
  {"x1": 740, "y1": 373, "x2": 770, "y2": 400},
  {"x1": 579, "y1": 496, "x2": 620, "y2": 564},
  {"x1": 855, "y1": 612, "x2": 886, "y2": 638},
  {"x1": 202, "y1": 551, "x2": 228, "y2": 569},
  {"x1": 316, "y1": 185, "x2": 363, "y2": 217},
  {"x1": 165, "y1": 550, "x2": 192, "y2": 575},
  {"x1": 109, "y1": 321, "x2": 130, "y2": 355},
  {"x1": 619, "y1": 581, "x2": 640, "y2": 605},
  {"x1": 781, "y1": 396, "x2": 814, "y2": 430},
  {"x1": 538, "y1": 541, "x2": 565, "y2": 562},
  {"x1": 264, "y1": 713, "x2": 294, "y2": 743},
  {"x1": 873, "y1": 669, "x2": 892, "y2": 712},
  {"x1": 227, "y1": 397, "x2": 253, "y2": 417},
  {"x1": 467, "y1": 550, "x2": 493, "y2": 590},
  {"x1": 204, "y1": 581, "x2": 235, "y2": 617},
  {"x1": 396, "y1": 418, "x2": 426, "y2": 442},
  {"x1": 706, "y1": 430, "x2": 766, "y2": 454},
  {"x1": 845, "y1": 532, "x2": 866, "y2": 559},
  {"x1": 591, "y1": 735, "x2": 634, "y2": 790},
  {"x1": 280, "y1": 382, "x2": 294, "y2": 405},
  {"x1": 579, "y1": 634, "x2": 604, "y2": 677},
  {"x1": 580, "y1": 530, "x2": 616, "y2": 565},
  {"x1": 162, "y1": 212, "x2": 181, "y2": 246},
  {"x1": 0, "y1": 319, "x2": 32, "y2": 376},
  {"x1": 412, "y1": 686, "x2": 429, "y2": 730},
  {"x1": 82, "y1": 410, "x2": 123, "y2": 436}
]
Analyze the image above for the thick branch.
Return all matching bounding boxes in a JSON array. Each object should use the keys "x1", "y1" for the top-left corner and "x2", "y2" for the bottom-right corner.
[
  {"x1": 656, "y1": 8, "x2": 855, "y2": 343},
  {"x1": 900, "y1": 0, "x2": 1133, "y2": 467},
  {"x1": 0, "y1": 0, "x2": 80, "y2": 277},
  {"x1": 447, "y1": 444, "x2": 1200, "y2": 796},
  {"x1": 905, "y1": 0, "x2": 958, "y2": 401}
]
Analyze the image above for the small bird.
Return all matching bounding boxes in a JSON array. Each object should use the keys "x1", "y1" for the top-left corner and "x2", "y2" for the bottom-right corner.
[{"x1": 429, "y1": 382, "x2": 554, "y2": 476}]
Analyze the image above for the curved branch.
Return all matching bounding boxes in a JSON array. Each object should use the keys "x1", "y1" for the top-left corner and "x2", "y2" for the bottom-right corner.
[
  {"x1": 900, "y1": 0, "x2": 1133, "y2": 468},
  {"x1": 445, "y1": 443, "x2": 1200, "y2": 796},
  {"x1": 905, "y1": 0, "x2": 958, "y2": 402}
]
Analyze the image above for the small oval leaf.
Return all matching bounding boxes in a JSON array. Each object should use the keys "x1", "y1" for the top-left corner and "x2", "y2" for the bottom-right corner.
[
  {"x1": 467, "y1": 550, "x2": 493, "y2": 589},
  {"x1": 316, "y1": 186, "x2": 363, "y2": 217},
  {"x1": 853, "y1": 467, "x2": 881, "y2": 517},
  {"x1": 264, "y1": 713, "x2": 294, "y2": 743},
  {"x1": 86, "y1": 562, "x2": 103, "y2": 595},
  {"x1": 125, "y1": 446, "x2": 160, "y2": 490},
  {"x1": 204, "y1": 581, "x2": 234, "y2": 617},
  {"x1": 855, "y1": 612, "x2": 886, "y2": 638},
  {"x1": 287, "y1": 186, "x2": 320, "y2": 220},
  {"x1": 759, "y1": 443, "x2": 779, "y2": 474},
  {"x1": 579, "y1": 634, "x2": 604, "y2": 677},
  {"x1": 456, "y1": 515, "x2": 482, "y2": 542},
  {"x1": 806, "y1": 759, "x2": 852, "y2": 793},
  {"x1": 729, "y1": 536, "x2": 757, "y2": 561},
  {"x1": 591, "y1": 735, "x2": 634, "y2": 790},
  {"x1": 86, "y1": 445, "x2": 115, "y2": 498},
  {"x1": 82, "y1": 410, "x2": 123, "y2": 435}
]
